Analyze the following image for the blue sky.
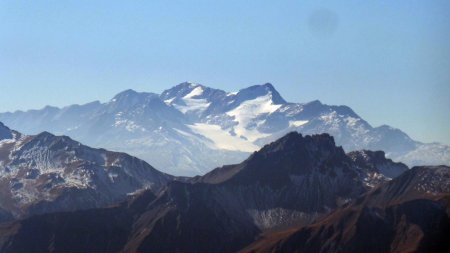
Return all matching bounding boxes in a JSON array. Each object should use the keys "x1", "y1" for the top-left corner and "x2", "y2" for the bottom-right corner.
[{"x1": 1, "y1": 0, "x2": 449, "y2": 145}]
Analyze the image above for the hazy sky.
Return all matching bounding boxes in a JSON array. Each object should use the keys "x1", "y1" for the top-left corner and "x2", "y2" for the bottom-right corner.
[{"x1": 1, "y1": 0, "x2": 449, "y2": 145}]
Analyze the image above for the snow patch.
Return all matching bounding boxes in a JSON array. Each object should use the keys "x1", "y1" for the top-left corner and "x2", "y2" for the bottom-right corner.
[
  {"x1": 188, "y1": 123, "x2": 259, "y2": 152},
  {"x1": 289, "y1": 120, "x2": 309, "y2": 127},
  {"x1": 184, "y1": 86, "x2": 204, "y2": 98},
  {"x1": 226, "y1": 94, "x2": 281, "y2": 142},
  {"x1": 174, "y1": 86, "x2": 211, "y2": 114},
  {"x1": 164, "y1": 97, "x2": 175, "y2": 105}
]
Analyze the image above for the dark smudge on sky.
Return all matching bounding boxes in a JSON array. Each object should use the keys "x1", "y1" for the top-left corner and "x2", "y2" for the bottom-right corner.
[{"x1": 308, "y1": 8, "x2": 339, "y2": 38}]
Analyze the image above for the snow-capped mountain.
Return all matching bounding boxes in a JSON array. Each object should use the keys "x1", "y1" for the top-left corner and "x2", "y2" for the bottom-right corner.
[
  {"x1": 0, "y1": 123, "x2": 171, "y2": 221},
  {"x1": 0, "y1": 82, "x2": 448, "y2": 175}
]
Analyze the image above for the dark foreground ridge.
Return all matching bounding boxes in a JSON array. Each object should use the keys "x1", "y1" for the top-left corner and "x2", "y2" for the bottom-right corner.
[
  {"x1": 241, "y1": 166, "x2": 450, "y2": 253},
  {"x1": 0, "y1": 131, "x2": 421, "y2": 253}
]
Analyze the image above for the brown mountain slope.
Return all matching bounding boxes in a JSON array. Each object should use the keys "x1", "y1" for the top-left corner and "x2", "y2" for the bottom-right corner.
[{"x1": 241, "y1": 166, "x2": 450, "y2": 253}]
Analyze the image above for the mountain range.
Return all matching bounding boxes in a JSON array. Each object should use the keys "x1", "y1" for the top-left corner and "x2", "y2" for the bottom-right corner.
[
  {"x1": 0, "y1": 130, "x2": 423, "y2": 253},
  {"x1": 0, "y1": 122, "x2": 170, "y2": 222},
  {"x1": 1, "y1": 82, "x2": 449, "y2": 176}
]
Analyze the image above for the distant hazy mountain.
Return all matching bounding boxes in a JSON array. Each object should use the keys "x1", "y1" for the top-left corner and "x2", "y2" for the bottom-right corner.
[
  {"x1": 242, "y1": 165, "x2": 450, "y2": 253},
  {"x1": 1, "y1": 82, "x2": 448, "y2": 175},
  {"x1": 0, "y1": 132, "x2": 409, "y2": 253},
  {"x1": 0, "y1": 123, "x2": 171, "y2": 221}
]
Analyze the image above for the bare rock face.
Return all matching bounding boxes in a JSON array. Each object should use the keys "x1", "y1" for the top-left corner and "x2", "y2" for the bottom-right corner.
[
  {"x1": 347, "y1": 150, "x2": 409, "y2": 187},
  {"x1": 0, "y1": 124, "x2": 171, "y2": 221},
  {"x1": 241, "y1": 166, "x2": 450, "y2": 253},
  {"x1": 348, "y1": 150, "x2": 408, "y2": 178}
]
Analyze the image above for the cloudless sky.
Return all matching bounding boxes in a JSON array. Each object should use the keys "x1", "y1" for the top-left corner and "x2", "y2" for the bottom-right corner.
[{"x1": 1, "y1": 0, "x2": 449, "y2": 145}]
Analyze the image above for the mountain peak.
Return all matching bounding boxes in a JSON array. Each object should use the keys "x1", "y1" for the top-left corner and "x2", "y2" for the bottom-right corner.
[
  {"x1": 114, "y1": 88, "x2": 138, "y2": 95},
  {"x1": 180, "y1": 81, "x2": 202, "y2": 88},
  {"x1": 170, "y1": 82, "x2": 203, "y2": 92},
  {"x1": 256, "y1": 132, "x2": 339, "y2": 158},
  {"x1": 110, "y1": 89, "x2": 161, "y2": 111},
  {"x1": 201, "y1": 132, "x2": 349, "y2": 185},
  {"x1": 111, "y1": 89, "x2": 137, "y2": 102},
  {"x1": 161, "y1": 82, "x2": 205, "y2": 99},
  {"x1": 348, "y1": 149, "x2": 409, "y2": 178},
  {"x1": 309, "y1": 99, "x2": 322, "y2": 104},
  {"x1": 31, "y1": 131, "x2": 78, "y2": 148},
  {"x1": 112, "y1": 89, "x2": 158, "y2": 101},
  {"x1": 161, "y1": 81, "x2": 230, "y2": 101},
  {"x1": 261, "y1": 82, "x2": 276, "y2": 91},
  {"x1": 235, "y1": 83, "x2": 286, "y2": 105},
  {"x1": 0, "y1": 122, "x2": 13, "y2": 140}
]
